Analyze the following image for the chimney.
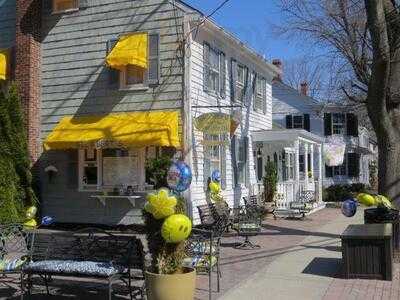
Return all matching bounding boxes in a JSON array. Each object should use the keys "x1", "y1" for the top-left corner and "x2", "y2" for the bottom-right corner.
[
  {"x1": 300, "y1": 81, "x2": 309, "y2": 96},
  {"x1": 15, "y1": 0, "x2": 42, "y2": 162},
  {"x1": 272, "y1": 59, "x2": 283, "y2": 81}
]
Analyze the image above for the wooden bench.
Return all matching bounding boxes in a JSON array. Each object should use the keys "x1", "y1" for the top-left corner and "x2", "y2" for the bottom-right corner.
[{"x1": 21, "y1": 228, "x2": 145, "y2": 300}]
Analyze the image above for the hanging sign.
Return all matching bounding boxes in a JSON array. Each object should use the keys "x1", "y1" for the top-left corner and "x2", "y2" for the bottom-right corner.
[{"x1": 323, "y1": 136, "x2": 346, "y2": 166}]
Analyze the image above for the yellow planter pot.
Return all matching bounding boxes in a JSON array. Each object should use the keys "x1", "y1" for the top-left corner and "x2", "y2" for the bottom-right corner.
[{"x1": 145, "y1": 268, "x2": 196, "y2": 300}]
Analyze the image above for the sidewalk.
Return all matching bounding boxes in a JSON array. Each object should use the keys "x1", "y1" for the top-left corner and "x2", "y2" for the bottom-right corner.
[{"x1": 220, "y1": 208, "x2": 400, "y2": 300}]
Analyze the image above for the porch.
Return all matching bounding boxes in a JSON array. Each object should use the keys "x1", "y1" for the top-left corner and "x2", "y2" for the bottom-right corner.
[{"x1": 252, "y1": 129, "x2": 325, "y2": 211}]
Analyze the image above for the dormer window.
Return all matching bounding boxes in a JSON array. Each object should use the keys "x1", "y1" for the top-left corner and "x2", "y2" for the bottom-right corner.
[
  {"x1": 53, "y1": 0, "x2": 79, "y2": 13},
  {"x1": 332, "y1": 113, "x2": 345, "y2": 135}
]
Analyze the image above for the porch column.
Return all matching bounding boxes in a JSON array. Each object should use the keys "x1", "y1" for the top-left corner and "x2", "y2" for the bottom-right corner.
[
  {"x1": 304, "y1": 143, "x2": 309, "y2": 189},
  {"x1": 310, "y1": 143, "x2": 314, "y2": 181},
  {"x1": 317, "y1": 144, "x2": 323, "y2": 203},
  {"x1": 294, "y1": 140, "x2": 300, "y2": 198}
]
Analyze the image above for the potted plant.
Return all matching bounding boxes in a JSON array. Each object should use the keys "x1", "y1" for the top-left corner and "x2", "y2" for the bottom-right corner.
[
  {"x1": 262, "y1": 161, "x2": 278, "y2": 213},
  {"x1": 143, "y1": 161, "x2": 195, "y2": 300}
]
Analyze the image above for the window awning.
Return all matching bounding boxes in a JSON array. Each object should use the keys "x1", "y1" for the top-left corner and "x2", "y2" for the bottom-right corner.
[
  {"x1": 106, "y1": 33, "x2": 148, "y2": 71},
  {"x1": 43, "y1": 111, "x2": 180, "y2": 150},
  {"x1": 0, "y1": 49, "x2": 8, "y2": 80}
]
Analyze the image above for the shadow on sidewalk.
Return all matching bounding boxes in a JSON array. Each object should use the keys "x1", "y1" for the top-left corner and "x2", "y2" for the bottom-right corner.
[{"x1": 302, "y1": 257, "x2": 342, "y2": 278}]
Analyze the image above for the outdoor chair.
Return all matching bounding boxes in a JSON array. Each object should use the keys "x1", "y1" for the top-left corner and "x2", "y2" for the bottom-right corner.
[
  {"x1": 197, "y1": 202, "x2": 234, "y2": 232},
  {"x1": 0, "y1": 224, "x2": 34, "y2": 298},
  {"x1": 243, "y1": 195, "x2": 267, "y2": 216},
  {"x1": 184, "y1": 227, "x2": 222, "y2": 300},
  {"x1": 234, "y1": 207, "x2": 262, "y2": 249}
]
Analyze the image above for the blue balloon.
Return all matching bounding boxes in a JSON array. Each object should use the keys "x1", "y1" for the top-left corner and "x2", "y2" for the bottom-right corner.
[
  {"x1": 167, "y1": 161, "x2": 192, "y2": 192},
  {"x1": 341, "y1": 199, "x2": 357, "y2": 217},
  {"x1": 41, "y1": 216, "x2": 54, "y2": 226},
  {"x1": 211, "y1": 170, "x2": 221, "y2": 183}
]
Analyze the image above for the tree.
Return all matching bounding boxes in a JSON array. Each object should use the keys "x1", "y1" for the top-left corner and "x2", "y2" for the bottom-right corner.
[
  {"x1": 276, "y1": 0, "x2": 400, "y2": 202},
  {"x1": 0, "y1": 84, "x2": 37, "y2": 223}
]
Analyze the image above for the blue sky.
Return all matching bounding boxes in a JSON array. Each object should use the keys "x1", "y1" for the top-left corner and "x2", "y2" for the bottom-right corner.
[{"x1": 184, "y1": 0, "x2": 308, "y2": 62}]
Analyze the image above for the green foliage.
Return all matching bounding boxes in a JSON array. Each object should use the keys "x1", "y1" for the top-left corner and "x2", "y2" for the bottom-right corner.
[
  {"x1": 323, "y1": 183, "x2": 369, "y2": 202},
  {"x1": 145, "y1": 155, "x2": 173, "y2": 189},
  {"x1": 143, "y1": 194, "x2": 187, "y2": 275},
  {"x1": 0, "y1": 84, "x2": 37, "y2": 224},
  {"x1": 263, "y1": 161, "x2": 278, "y2": 202}
]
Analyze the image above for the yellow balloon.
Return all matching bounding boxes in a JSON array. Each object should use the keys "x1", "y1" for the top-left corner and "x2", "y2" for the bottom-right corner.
[
  {"x1": 161, "y1": 214, "x2": 192, "y2": 243},
  {"x1": 23, "y1": 219, "x2": 37, "y2": 228},
  {"x1": 145, "y1": 189, "x2": 177, "y2": 219},
  {"x1": 209, "y1": 182, "x2": 221, "y2": 194},
  {"x1": 375, "y1": 195, "x2": 393, "y2": 209},
  {"x1": 357, "y1": 193, "x2": 376, "y2": 207},
  {"x1": 26, "y1": 206, "x2": 37, "y2": 219}
]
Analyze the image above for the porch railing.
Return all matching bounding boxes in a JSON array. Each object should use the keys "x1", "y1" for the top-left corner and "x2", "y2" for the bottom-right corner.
[{"x1": 276, "y1": 180, "x2": 322, "y2": 209}]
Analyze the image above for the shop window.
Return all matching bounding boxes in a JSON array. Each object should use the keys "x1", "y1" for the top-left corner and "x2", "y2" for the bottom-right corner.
[
  {"x1": 79, "y1": 148, "x2": 99, "y2": 191},
  {"x1": 205, "y1": 134, "x2": 222, "y2": 177},
  {"x1": 120, "y1": 65, "x2": 147, "y2": 89},
  {"x1": 53, "y1": 0, "x2": 79, "y2": 13},
  {"x1": 237, "y1": 137, "x2": 248, "y2": 184}
]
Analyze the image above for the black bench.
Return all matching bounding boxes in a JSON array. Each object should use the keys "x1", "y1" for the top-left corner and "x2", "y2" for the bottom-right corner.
[{"x1": 21, "y1": 228, "x2": 145, "y2": 300}]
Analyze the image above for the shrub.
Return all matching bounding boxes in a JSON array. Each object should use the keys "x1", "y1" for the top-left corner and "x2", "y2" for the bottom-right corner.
[{"x1": 323, "y1": 183, "x2": 369, "y2": 202}]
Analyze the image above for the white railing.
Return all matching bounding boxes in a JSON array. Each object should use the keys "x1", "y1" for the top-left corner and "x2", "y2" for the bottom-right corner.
[{"x1": 276, "y1": 182, "x2": 296, "y2": 209}]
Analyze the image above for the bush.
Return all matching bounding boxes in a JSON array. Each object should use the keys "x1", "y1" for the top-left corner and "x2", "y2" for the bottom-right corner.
[{"x1": 323, "y1": 183, "x2": 369, "y2": 202}]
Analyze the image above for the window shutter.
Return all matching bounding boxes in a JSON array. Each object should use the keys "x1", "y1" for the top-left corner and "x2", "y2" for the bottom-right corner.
[
  {"x1": 243, "y1": 136, "x2": 249, "y2": 187},
  {"x1": 9, "y1": 47, "x2": 16, "y2": 80},
  {"x1": 252, "y1": 73, "x2": 258, "y2": 111},
  {"x1": 43, "y1": 0, "x2": 53, "y2": 13},
  {"x1": 203, "y1": 43, "x2": 211, "y2": 92},
  {"x1": 148, "y1": 33, "x2": 160, "y2": 86},
  {"x1": 325, "y1": 165, "x2": 333, "y2": 178},
  {"x1": 347, "y1": 153, "x2": 360, "y2": 177},
  {"x1": 286, "y1": 115, "x2": 293, "y2": 129},
  {"x1": 346, "y1": 113, "x2": 359, "y2": 137},
  {"x1": 106, "y1": 38, "x2": 119, "y2": 88},
  {"x1": 219, "y1": 52, "x2": 226, "y2": 98},
  {"x1": 304, "y1": 114, "x2": 310, "y2": 131},
  {"x1": 262, "y1": 78, "x2": 267, "y2": 114},
  {"x1": 67, "y1": 150, "x2": 79, "y2": 189},
  {"x1": 324, "y1": 113, "x2": 332, "y2": 136},
  {"x1": 220, "y1": 135, "x2": 227, "y2": 190},
  {"x1": 79, "y1": 0, "x2": 89, "y2": 9},
  {"x1": 243, "y1": 66, "x2": 250, "y2": 105},
  {"x1": 230, "y1": 59, "x2": 237, "y2": 103},
  {"x1": 231, "y1": 135, "x2": 238, "y2": 187},
  {"x1": 203, "y1": 145, "x2": 211, "y2": 191}
]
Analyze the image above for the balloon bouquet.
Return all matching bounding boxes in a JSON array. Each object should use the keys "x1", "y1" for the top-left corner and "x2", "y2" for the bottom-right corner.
[
  {"x1": 209, "y1": 170, "x2": 223, "y2": 202},
  {"x1": 341, "y1": 193, "x2": 394, "y2": 217},
  {"x1": 23, "y1": 206, "x2": 55, "y2": 229},
  {"x1": 143, "y1": 161, "x2": 193, "y2": 274}
]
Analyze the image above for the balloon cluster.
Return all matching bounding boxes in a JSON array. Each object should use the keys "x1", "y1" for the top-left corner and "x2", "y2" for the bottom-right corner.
[
  {"x1": 145, "y1": 161, "x2": 193, "y2": 244},
  {"x1": 23, "y1": 206, "x2": 38, "y2": 228},
  {"x1": 341, "y1": 193, "x2": 394, "y2": 218},
  {"x1": 209, "y1": 170, "x2": 223, "y2": 202}
]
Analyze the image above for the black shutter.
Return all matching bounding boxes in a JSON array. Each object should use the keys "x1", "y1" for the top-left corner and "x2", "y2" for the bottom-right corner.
[
  {"x1": 230, "y1": 59, "x2": 237, "y2": 103},
  {"x1": 43, "y1": 0, "x2": 53, "y2": 13},
  {"x1": 79, "y1": 0, "x2": 89, "y2": 9},
  {"x1": 325, "y1": 165, "x2": 333, "y2": 178},
  {"x1": 324, "y1": 113, "x2": 332, "y2": 136},
  {"x1": 203, "y1": 43, "x2": 210, "y2": 92},
  {"x1": 9, "y1": 47, "x2": 15, "y2": 80},
  {"x1": 346, "y1": 113, "x2": 359, "y2": 136},
  {"x1": 67, "y1": 150, "x2": 79, "y2": 189},
  {"x1": 220, "y1": 135, "x2": 227, "y2": 190},
  {"x1": 219, "y1": 52, "x2": 226, "y2": 98},
  {"x1": 231, "y1": 135, "x2": 238, "y2": 187},
  {"x1": 347, "y1": 153, "x2": 360, "y2": 177},
  {"x1": 148, "y1": 33, "x2": 160, "y2": 86},
  {"x1": 106, "y1": 38, "x2": 119, "y2": 88},
  {"x1": 304, "y1": 114, "x2": 310, "y2": 131},
  {"x1": 243, "y1": 136, "x2": 249, "y2": 186},
  {"x1": 286, "y1": 115, "x2": 293, "y2": 129}
]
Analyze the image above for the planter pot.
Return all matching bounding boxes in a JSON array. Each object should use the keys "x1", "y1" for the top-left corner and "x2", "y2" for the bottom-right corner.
[
  {"x1": 364, "y1": 208, "x2": 400, "y2": 251},
  {"x1": 145, "y1": 268, "x2": 196, "y2": 300}
]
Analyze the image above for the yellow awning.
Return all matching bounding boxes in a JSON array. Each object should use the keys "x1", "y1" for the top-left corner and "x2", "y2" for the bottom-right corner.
[
  {"x1": 106, "y1": 33, "x2": 148, "y2": 71},
  {"x1": 43, "y1": 111, "x2": 180, "y2": 150},
  {"x1": 0, "y1": 49, "x2": 8, "y2": 80}
]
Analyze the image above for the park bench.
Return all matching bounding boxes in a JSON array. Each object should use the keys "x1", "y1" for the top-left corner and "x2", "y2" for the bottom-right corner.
[
  {"x1": 21, "y1": 228, "x2": 145, "y2": 300},
  {"x1": 273, "y1": 190, "x2": 316, "y2": 220}
]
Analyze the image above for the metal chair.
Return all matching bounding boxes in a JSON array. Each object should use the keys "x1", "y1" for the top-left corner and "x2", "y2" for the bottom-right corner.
[{"x1": 234, "y1": 208, "x2": 262, "y2": 249}]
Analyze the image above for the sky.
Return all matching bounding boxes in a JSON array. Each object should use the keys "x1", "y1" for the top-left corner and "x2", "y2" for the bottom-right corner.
[{"x1": 183, "y1": 0, "x2": 308, "y2": 62}]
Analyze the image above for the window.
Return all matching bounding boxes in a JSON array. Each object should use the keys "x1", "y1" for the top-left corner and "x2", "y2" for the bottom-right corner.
[
  {"x1": 79, "y1": 149, "x2": 99, "y2": 191},
  {"x1": 120, "y1": 65, "x2": 147, "y2": 89},
  {"x1": 52, "y1": 0, "x2": 79, "y2": 13},
  {"x1": 236, "y1": 64, "x2": 246, "y2": 102},
  {"x1": 237, "y1": 137, "x2": 248, "y2": 184},
  {"x1": 282, "y1": 152, "x2": 295, "y2": 181},
  {"x1": 293, "y1": 116, "x2": 304, "y2": 129},
  {"x1": 254, "y1": 76, "x2": 266, "y2": 112},
  {"x1": 332, "y1": 113, "x2": 346, "y2": 135},
  {"x1": 204, "y1": 134, "x2": 226, "y2": 189},
  {"x1": 78, "y1": 148, "x2": 142, "y2": 191},
  {"x1": 203, "y1": 44, "x2": 221, "y2": 94}
]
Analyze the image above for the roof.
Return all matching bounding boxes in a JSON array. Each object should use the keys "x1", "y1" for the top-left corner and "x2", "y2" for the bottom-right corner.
[{"x1": 252, "y1": 129, "x2": 324, "y2": 144}]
